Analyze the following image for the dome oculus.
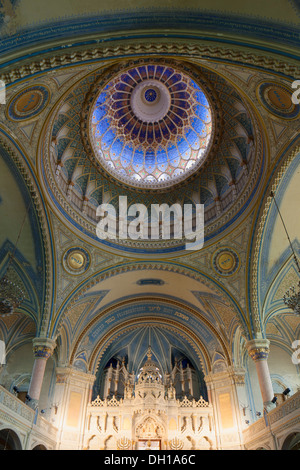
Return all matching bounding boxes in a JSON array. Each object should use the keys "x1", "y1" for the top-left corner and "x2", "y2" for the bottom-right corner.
[{"x1": 89, "y1": 63, "x2": 213, "y2": 189}]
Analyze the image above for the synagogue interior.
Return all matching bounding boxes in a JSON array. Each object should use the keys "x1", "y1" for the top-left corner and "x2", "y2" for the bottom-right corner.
[{"x1": 0, "y1": 0, "x2": 299, "y2": 451}]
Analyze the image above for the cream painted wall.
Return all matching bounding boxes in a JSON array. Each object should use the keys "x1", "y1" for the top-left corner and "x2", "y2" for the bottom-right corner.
[
  {"x1": 0, "y1": 156, "x2": 37, "y2": 270},
  {"x1": 268, "y1": 160, "x2": 300, "y2": 273},
  {"x1": 268, "y1": 344, "x2": 300, "y2": 394}
]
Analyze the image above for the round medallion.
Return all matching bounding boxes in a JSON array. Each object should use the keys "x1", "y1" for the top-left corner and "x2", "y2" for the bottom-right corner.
[
  {"x1": 7, "y1": 85, "x2": 50, "y2": 121},
  {"x1": 131, "y1": 80, "x2": 170, "y2": 122},
  {"x1": 212, "y1": 248, "x2": 240, "y2": 276},
  {"x1": 257, "y1": 82, "x2": 300, "y2": 119},
  {"x1": 62, "y1": 247, "x2": 90, "y2": 275},
  {"x1": 144, "y1": 88, "x2": 158, "y2": 103}
]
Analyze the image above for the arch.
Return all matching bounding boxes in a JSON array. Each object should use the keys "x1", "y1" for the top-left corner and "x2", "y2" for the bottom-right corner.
[
  {"x1": 88, "y1": 318, "x2": 213, "y2": 376},
  {"x1": 249, "y1": 143, "x2": 300, "y2": 336},
  {"x1": 0, "y1": 132, "x2": 54, "y2": 337},
  {"x1": 32, "y1": 444, "x2": 48, "y2": 450},
  {"x1": 281, "y1": 432, "x2": 300, "y2": 450},
  {"x1": 70, "y1": 296, "x2": 233, "y2": 375},
  {"x1": 0, "y1": 428, "x2": 22, "y2": 450},
  {"x1": 54, "y1": 262, "x2": 247, "y2": 342}
]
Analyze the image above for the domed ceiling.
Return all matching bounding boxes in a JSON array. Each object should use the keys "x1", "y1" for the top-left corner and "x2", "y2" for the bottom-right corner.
[
  {"x1": 87, "y1": 62, "x2": 213, "y2": 189},
  {"x1": 41, "y1": 57, "x2": 261, "y2": 255}
]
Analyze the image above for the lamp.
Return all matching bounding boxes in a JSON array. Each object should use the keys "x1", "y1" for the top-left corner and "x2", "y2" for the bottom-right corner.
[
  {"x1": 270, "y1": 191, "x2": 300, "y2": 315},
  {"x1": 0, "y1": 201, "x2": 31, "y2": 316},
  {"x1": 283, "y1": 388, "x2": 290, "y2": 396},
  {"x1": 0, "y1": 273, "x2": 25, "y2": 316},
  {"x1": 271, "y1": 396, "x2": 277, "y2": 404}
]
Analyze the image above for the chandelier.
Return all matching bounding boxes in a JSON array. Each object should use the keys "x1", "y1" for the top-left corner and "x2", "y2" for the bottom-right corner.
[
  {"x1": 0, "y1": 266, "x2": 25, "y2": 316},
  {"x1": 283, "y1": 281, "x2": 300, "y2": 315},
  {"x1": 271, "y1": 191, "x2": 300, "y2": 315},
  {"x1": 0, "y1": 201, "x2": 31, "y2": 317}
]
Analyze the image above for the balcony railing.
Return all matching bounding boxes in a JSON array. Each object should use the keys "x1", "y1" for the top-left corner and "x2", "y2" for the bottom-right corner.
[
  {"x1": 0, "y1": 385, "x2": 58, "y2": 446},
  {"x1": 242, "y1": 390, "x2": 300, "y2": 447}
]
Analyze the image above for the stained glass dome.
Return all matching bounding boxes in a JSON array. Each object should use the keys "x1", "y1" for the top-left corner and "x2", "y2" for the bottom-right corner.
[{"x1": 89, "y1": 63, "x2": 213, "y2": 189}]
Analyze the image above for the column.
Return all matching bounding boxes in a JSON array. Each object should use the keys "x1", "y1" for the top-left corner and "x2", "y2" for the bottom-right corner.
[
  {"x1": 114, "y1": 361, "x2": 120, "y2": 395},
  {"x1": 205, "y1": 367, "x2": 245, "y2": 450},
  {"x1": 246, "y1": 339, "x2": 274, "y2": 410},
  {"x1": 27, "y1": 337, "x2": 56, "y2": 409},
  {"x1": 52, "y1": 367, "x2": 95, "y2": 450},
  {"x1": 107, "y1": 363, "x2": 113, "y2": 397},
  {"x1": 186, "y1": 364, "x2": 193, "y2": 396},
  {"x1": 179, "y1": 362, "x2": 185, "y2": 395}
]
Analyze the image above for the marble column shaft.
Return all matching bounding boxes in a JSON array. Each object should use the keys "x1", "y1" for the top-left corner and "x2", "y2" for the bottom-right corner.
[{"x1": 246, "y1": 339, "x2": 274, "y2": 407}]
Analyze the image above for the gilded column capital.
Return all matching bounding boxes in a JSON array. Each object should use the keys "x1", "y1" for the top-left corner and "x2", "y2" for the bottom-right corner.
[
  {"x1": 246, "y1": 339, "x2": 270, "y2": 361},
  {"x1": 32, "y1": 337, "x2": 56, "y2": 359}
]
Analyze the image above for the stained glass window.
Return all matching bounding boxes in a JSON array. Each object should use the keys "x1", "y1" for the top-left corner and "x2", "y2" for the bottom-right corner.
[{"x1": 90, "y1": 64, "x2": 212, "y2": 188}]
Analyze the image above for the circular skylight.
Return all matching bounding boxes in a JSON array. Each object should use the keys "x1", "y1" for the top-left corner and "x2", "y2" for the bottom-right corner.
[{"x1": 89, "y1": 63, "x2": 213, "y2": 189}]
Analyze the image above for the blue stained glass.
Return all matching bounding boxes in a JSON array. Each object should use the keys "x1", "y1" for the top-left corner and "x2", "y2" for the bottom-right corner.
[
  {"x1": 170, "y1": 82, "x2": 187, "y2": 92},
  {"x1": 156, "y1": 147, "x2": 168, "y2": 164},
  {"x1": 101, "y1": 129, "x2": 116, "y2": 148},
  {"x1": 110, "y1": 138, "x2": 124, "y2": 160},
  {"x1": 95, "y1": 92, "x2": 107, "y2": 105},
  {"x1": 112, "y1": 91, "x2": 129, "y2": 101},
  {"x1": 166, "y1": 73, "x2": 181, "y2": 87},
  {"x1": 97, "y1": 117, "x2": 110, "y2": 134},
  {"x1": 148, "y1": 65, "x2": 155, "y2": 79},
  {"x1": 194, "y1": 104, "x2": 208, "y2": 120},
  {"x1": 115, "y1": 82, "x2": 132, "y2": 93},
  {"x1": 172, "y1": 91, "x2": 189, "y2": 100},
  {"x1": 181, "y1": 148, "x2": 191, "y2": 160},
  {"x1": 171, "y1": 107, "x2": 188, "y2": 119},
  {"x1": 168, "y1": 111, "x2": 182, "y2": 127},
  {"x1": 120, "y1": 73, "x2": 136, "y2": 86},
  {"x1": 154, "y1": 65, "x2": 165, "y2": 80},
  {"x1": 185, "y1": 128, "x2": 198, "y2": 147},
  {"x1": 128, "y1": 68, "x2": 141, "y2": 83},
  {"x1": 167, "y1": 145, "x2": 178, "y2": 162},
  {"x1": 145, "y1": 150, "x2": 155, "y2": 166},
  {"x1": 160, "y1": 122, "x2": 170, "y2": 139},
  {"x1": 177, "y1": 137, "x2": 190, "y2": 154},
  {"x1": 93, "y1": 106, "x2": 106, "y2": 122},
  {"x1": 161, "y1": 67, "x2": 174, "y2": 82},
  {"x1": 120, "y1": 155, "x2": 131, "y2": 167},
  {"x1": 174, "y1": 100, "x2": 190, "y2": 109},
  {"x1": 124, "y1": 119, "x2": 135, "y2": 133},
  {"x1": 191, "y1": 116, "x2": 205, "y2": 134},
  {"x1": 194, "y1": 90, "x2": 209, "y2": 107},
  {"x1": 165, "y1": 118, "x2": 177, "y2": 135},
  {"x1": 90, "y1": 63, "x2": 213, "y2": 187},
  {"x1": 145, "y1": 89, "x2": 157, "y2": 102},
  {"x1": 132, "y1": 148, "x2": 144, "y2": 170},
  {"x1": 154, "y1": 124, "x2": 163, "y2": 142},
  {"x1": 137, "y1": 66, "x2": 147, "y2": 80},
  {"x1": 122, "y1": 143, "x2": 135, "y2": 163},
  {"x1": 204, "y1": 112, "x2": 211, "y2": 123},
  {"x1": 131, "y1": 121, "x2": 141, "y2": 139}
]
